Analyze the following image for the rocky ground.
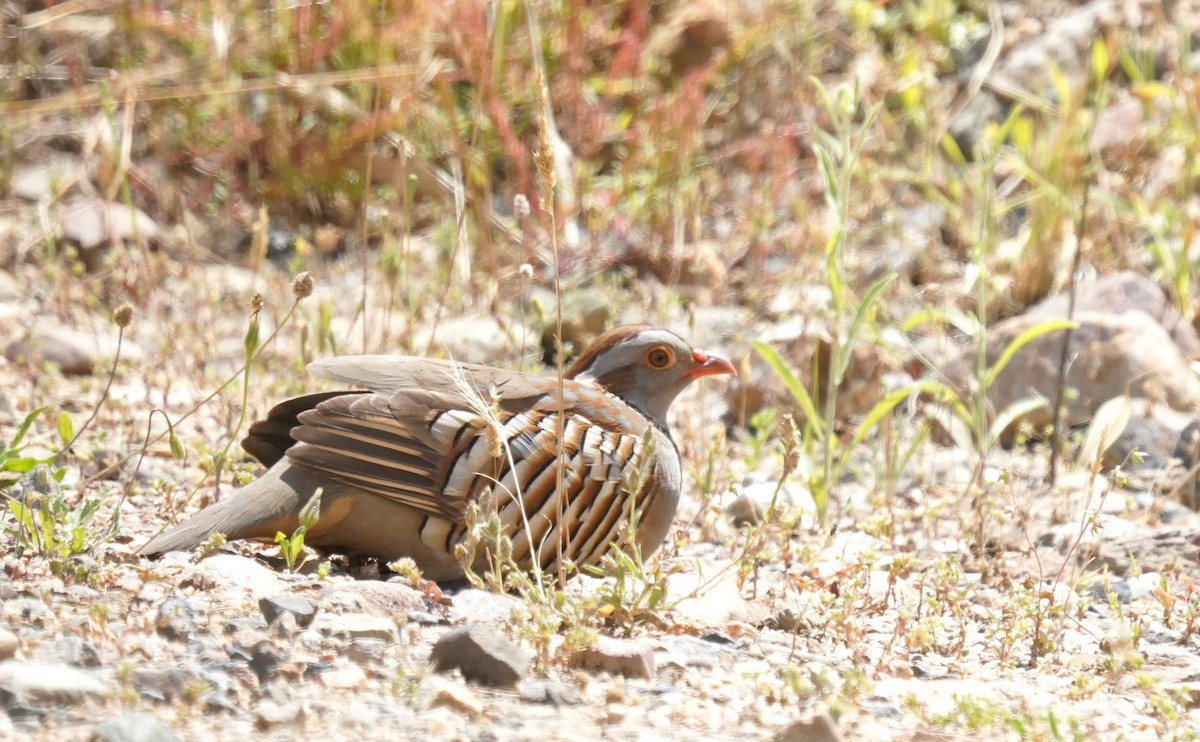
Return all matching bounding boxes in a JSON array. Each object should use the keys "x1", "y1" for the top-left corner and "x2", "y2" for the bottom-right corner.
[{"x1": 1, "y1": 257, "x2": 1200, "y2": 741}]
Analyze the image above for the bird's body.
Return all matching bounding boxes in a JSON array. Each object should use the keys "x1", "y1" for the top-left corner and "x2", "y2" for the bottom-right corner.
[{"x1": 138, "y1": 325, "x2": 733, "y2": 580}]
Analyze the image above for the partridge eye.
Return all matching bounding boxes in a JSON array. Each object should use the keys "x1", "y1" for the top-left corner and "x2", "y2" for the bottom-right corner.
[{"x1": 646, "y1": 346, "x2": 673, "y2": 369}]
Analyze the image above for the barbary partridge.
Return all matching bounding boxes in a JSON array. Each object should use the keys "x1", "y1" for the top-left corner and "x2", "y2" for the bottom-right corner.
[{"x1": 138, "y1": 325, "x2": 734, "y2": 580}]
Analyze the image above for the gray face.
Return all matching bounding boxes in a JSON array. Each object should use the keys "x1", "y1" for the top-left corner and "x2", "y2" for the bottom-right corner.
[
  {"x1": 572, "y1": 329, "x2": 690, "y2": 383},
  {"x1": 572, "y1": 329, "x2": 700, "y2": 428}
]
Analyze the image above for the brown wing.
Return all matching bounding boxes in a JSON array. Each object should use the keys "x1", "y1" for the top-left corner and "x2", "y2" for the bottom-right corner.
[
  {"x1": 243, "y1": 355, "x2": 548, "y2": 467},
  {"x1": 242, "y1": 391, "x2": 364, "y2": 467},
  {"x1": 284, "y1": 378, "x2": 662, "y2": 570}
]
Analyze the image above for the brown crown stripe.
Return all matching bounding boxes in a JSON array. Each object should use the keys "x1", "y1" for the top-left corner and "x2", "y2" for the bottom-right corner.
[{"x1": 563, "y1": 323, "x2": 655, "y2": 377}]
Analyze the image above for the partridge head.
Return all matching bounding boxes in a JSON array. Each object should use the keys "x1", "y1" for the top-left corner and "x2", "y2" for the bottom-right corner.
[{"x1": 138, "y1": 324, "x2": 734, "y2": 580}]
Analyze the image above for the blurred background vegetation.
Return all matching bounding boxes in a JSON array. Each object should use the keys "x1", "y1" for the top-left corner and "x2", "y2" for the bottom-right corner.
[{"x1": 9, "y1": 0, "x2": 1187, "y2": 330}]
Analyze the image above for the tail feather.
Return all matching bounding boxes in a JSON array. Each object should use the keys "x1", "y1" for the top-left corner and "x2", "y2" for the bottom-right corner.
[{"x1": 138, "y1": 465, "x2": 310, "y2": 556}]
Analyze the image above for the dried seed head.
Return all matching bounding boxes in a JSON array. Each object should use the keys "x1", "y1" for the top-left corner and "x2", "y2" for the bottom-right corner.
[
  {"x1": 112, "y1": 303, "x2": 133, "y2": 328},
  {"x1": 533, "y1": 65, "x2": 556, "y2": 204},
  {"x1": 250, "y1": 292, "x2": 264, "y2": 312},
  {"x1": 292, "y1": 271, "x2": 314, "y2": 299}
]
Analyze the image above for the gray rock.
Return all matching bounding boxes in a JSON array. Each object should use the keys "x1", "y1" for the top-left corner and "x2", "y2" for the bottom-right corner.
[
  {"x1": 253, "y1": 700, "x2": 303, "y2": 729},
  {"x1": 297, "y1": 630, "x2": 324, "y2": 652},
  {"x1": 860, "y1": 694, "x2": 906, "y2": 721},
  {"x1": 426, "y1": 676, "x2": 484, "y2": 716},
  {"x1": 223, "y1": 615, "x2": 268, "y2": 635},
  {"x1": 942, "y1": 310, "x2": 1199, "y2": 440},
  {"x1": 3, "y1": 321, "x2": 143, "y2": 375},
  {"x1": 1141, "y1": 626, "x2": 1183, "y2": 645},
  {"x1": 5, "y1": 597, "x2": 50, "y2": 626},
  {"x1": 266, "y1": 611, "x2": 299, "y2": 640},
  {"x1": 991, "y1": 0, "x2": 1117, "y2": 95},
  {"x1": 445, "y1": 588, "x2": 526, "y2": 624},
  {"x1": 1145, "y1": 146, "x2": 1187, "y2": 203},
  {"x1": 133, "y1": 666, "x2": 233, "y2": 711},
  {"x1": 574, "y1": 636, "x2": 655, "y2": 680},
  {"x1": 312, "y1": 613, "x2": 398, "y2": 643},
  {"x1": 318, "y1": 661, "x2": 367, "y2": 690},
  {"x1": 10, "y1": 158, "x2": 83, "y2": 202},
  {"x1": 429, "y1": 623, "x2": 531, "y2": 688},
  {"x1": 259, "y1": 594, "x2": 317, "y2": 628},
  {"x1": 154, "y1": 597, "x2": 196, "y2": 642},
  {"x1": 0, "y1": 660, "x2": 107, "y2": 707},
  {"x1": 248, "y1": 644, "x2": 285, "y2": 683},
  {"x1": 948, "y1": 93, "x2": 1005, "y2": 157},
  {"x1": 1038, "y1": 516, "x2": 1148, "y2": 554},
  {"x1": 950, "y1": 0, "x2": 1120, "y2": 155},
  {"x1": 321, "y1": 580, "x2": 425, "y2": 617},
  {"x1": 30, "y1": 636, "x2": 101, "y2": 668},
  {"x1": 531, "y1": 286, "x2": 615, "y2": 355},
  {"x1": 1140, "y1": 644, "x2": 1200, "y2": 683},
  {"x1": 1027, "y1": 271, "x2": 1200, "y2": 357},
  {"x1": 345, "y1": 639, "x2": 388, "y2": 665},
  {"x1": 700, "y1": 630, "x2": 737, "y2": 646},
  {"x1": 1096, "y1": 526, "x2": 1200, "y2": 575},
  {"x1": 776, "y1": 710, "x2": 844, "y2": 742},
  {"x1": 519, "y1": 679, "x2": 583, "y2": 705},
  {"x1": 0, "y1": 629, "x2": 17, "y2": 660},
  {"x1": 1163, "y1": 683, "x2": 1200, "y2": 710},
  {"x1": 656, "y1": 635, "x2": 738, "y2": 668},
  {"x1": 725, "y1": 481, "x2": 810, "y2": 527},
  {"x1": 91, "y1": 712, "x2": 180, "y2": 742},
  {"x1": 193, "y1": 554, "x2": 287, "y2": 601},
  {"x1": 0, "y1": 270, "x2": 18, "y2": 301},
  {"x1": 1101, "y1": 399, "x2": 1198, "y2": 470},
  {"x1": 59, "y1": 197, "x2": 159, "y2": 251},
  {"x1": 725, "y1": 493, "x2": 761, "y2": 528},
  {"x1": 133, "y1": 667, "x2": 200, "y2": 703},
  {"x1": 1090, "y1": 93, "x2": 1145, "y2": 155}
]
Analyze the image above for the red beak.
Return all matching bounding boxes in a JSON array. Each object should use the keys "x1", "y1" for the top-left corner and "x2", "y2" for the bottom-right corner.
[{"x1": 684, "y1": 350, "x2": 736, "y2": 380}]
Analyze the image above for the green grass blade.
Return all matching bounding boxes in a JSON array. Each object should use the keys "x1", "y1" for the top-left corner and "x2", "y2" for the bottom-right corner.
[
  {"x1": 982, "y1": 319, "x2": 1076, "y2": 389},
  {"x1": 836, "y1": 274, "x2": 895, "y2": 383},
  {"x1": 986, "y1": 396, "x2": 1051, "y2": 449},
  {"x1": 8, "y1": 407, "x2": 46, "y2": 450},
  {"x1": 751, "y1": 341, "x2": 825, "y2": 440}
]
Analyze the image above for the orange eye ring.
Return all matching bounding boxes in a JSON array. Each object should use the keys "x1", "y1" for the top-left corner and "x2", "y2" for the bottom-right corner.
[{"x1": 645, "y1": 345, "x2": 674, "y2": 369}]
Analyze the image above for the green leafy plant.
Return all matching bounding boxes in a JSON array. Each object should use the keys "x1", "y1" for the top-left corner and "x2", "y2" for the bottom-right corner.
[
  {"x1": 0, "y1": 408, "x2": 54, "y2": 484},
  {"x1": 6, "y1": 466, "x2": 101, "y2": 558},
  {"x1": 750, "y1": 79, "x2": 930, "y2": 527},
  {"x1": 1, "y1": 408, "x2": 102, "y2": 558},
  {"x1": 904, "y1": 309, "x2": 1076, "y2": 458},
  {"x1": 582, "y1": 500, "x2": 674, "y2": 633},
  {"x1": 274, "y1": 487, "x2": 323, "y2": 571}
]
